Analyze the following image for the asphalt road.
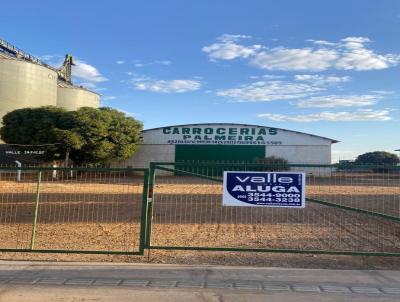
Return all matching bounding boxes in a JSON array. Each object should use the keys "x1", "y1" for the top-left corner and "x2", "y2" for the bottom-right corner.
[{"x1": 1, "y1": 261, "x2": 400, "y2": 301}]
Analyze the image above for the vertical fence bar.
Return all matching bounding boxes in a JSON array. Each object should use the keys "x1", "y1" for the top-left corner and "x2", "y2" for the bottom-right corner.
[
  {"x1": 145, "y1": 163, "x2": 156, "y2": 248},
  {"x1": 30, "y1": 170, "x2": 42, "y2": 249},
  {"x1": 138, "y1": 169, "x2": 150, "y2": 254}
]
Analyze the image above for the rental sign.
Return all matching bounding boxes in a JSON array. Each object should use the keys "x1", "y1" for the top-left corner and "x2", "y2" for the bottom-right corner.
[{"x1": 223, "y1": 171, "x2": 305, "y2": 207}]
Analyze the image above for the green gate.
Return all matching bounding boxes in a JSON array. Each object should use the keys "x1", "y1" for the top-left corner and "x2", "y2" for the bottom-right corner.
[
  {"x1": 175, "y1": 145, "x2": 265, "y2": 176},
  {"x1": 146, "y1": 162, "x2": 400, "y2": 256},
  {"x1": 2, "y1": 163, "x2": 400, "y2": 257},
  {"x1": 0, "y1": 167, "x2": 149, "y2": 255},
  {"x1": 175, "y1": 144, "x2": 265, "y2": 162}
]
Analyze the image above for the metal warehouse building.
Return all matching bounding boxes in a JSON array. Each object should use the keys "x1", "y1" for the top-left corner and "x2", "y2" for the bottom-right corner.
[{"x1": 115, "y1": 123, "x2": 338, "y2": 167}]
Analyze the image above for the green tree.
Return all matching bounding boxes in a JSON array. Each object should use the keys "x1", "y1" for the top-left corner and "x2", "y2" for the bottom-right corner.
[
  {"x1": 0, "y1": 106, "x2": 143, "y2": 165},
  {"x1": 355, "y1": 151, "x2": 399, "y2": 165},
  {"x1": 0, "y1": 106, "x2": 82, "y2": 161},
  {"x1": 69, "y1": 107, "x2": 143, "y2": 164}
]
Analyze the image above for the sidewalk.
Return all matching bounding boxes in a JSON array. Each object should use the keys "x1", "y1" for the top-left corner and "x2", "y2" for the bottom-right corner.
[{"x1": 0, "y1": 261, "x2": 400, "y2": 301}]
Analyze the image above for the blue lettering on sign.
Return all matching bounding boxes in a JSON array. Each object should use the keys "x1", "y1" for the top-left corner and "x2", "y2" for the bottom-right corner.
[{"x1": 223, "y1": 171, "x2": 305, "y2": 207}]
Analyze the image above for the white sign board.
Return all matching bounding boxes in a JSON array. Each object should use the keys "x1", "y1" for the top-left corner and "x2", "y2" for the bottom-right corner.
[{"x1": 223, "y1": 171, "x2": 306, "y2": 207}]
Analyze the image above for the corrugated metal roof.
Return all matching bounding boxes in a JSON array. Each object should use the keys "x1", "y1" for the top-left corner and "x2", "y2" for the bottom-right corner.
[{"x1": 143, "y1": 123, "x2": 339, "y2": 143}]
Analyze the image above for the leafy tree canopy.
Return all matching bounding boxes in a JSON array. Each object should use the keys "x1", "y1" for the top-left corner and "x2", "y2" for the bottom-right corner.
[
  {"x1": 0, "y1": 106, "x2": 80, "y2": 161},
  {"x1": 355, "y1": 151, "x2": 399, "y2": 165},
  {"x1": 70, "y1": 107, "x2": 143, "y2": 164},
  {"x1": 0, "y1": 106, "x2": 143, "y2": 165}
]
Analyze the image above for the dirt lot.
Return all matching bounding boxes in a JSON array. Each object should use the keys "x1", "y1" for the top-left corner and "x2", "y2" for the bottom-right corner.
[{"x1": 0, "y1": 172, "x2": 399, "y2": 269}]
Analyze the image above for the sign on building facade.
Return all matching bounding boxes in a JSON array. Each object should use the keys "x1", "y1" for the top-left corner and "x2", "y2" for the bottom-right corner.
[{"x1": 161, "y1": 126, "x2": 282, "y2": 145}]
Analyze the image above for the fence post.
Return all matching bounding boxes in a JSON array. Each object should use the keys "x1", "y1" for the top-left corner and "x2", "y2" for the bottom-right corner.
[
  {"x1": 145, "y1": 163, "x2": 156, "y2": 248},
  {"x1": 15, "y1": 160, "x2": 21, "y2": 182},
  {"x1": 30, "y1": 170, "x2": 42, "y2": 250},
  {"x1": 138, "y1": 169, "x2": 150, "y2": 254}
]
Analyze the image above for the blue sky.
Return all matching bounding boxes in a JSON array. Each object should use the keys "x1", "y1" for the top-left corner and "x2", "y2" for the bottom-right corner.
[{"x1": 1, "y1": 0, "x2": 400, "y2": 161}]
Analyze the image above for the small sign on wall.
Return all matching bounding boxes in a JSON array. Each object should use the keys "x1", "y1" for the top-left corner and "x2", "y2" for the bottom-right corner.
[{"x1": 223, "y1": 171, "x2": 305, "y2": 207}]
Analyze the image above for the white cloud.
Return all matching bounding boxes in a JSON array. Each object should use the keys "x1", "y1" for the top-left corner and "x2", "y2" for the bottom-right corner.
[
  {"x1": 202, "y1": 42, "x2": 261, "y2": 61},
  {"x1": 155, "y1": 60, "x2": 172, "y2": 65},
  {"x1": 202, "y1": 34, "x2": 261, "y2": 60},
  {"x1": 262, "y1": 74, "x2": 286, "y2": 79},
  {"x1": 134, "y1": 79, "x2": 201, "y2": 93},
  {"x1": 250, "y1": 75, "x2": 286, "y2": 80},
  {"x1": 257, "y1": 109, "x2": 391, "y2": 122},
  {"x1": 216, "y1": 80, "x2": 323, "y2": 102},
  {"x1": 204, "y1": 35, "x2": 400, "y2": 71},
  {"x1": 294, "y1": 74, "x2": 351, "y2": 85},
  {"x1": 297, "y1": 94, "x2": 381, "y2": 108},
  {"x1": 73, "y1": 59, "x2": 107, "y2": 83},
  {"x1": 307, "y1": 39, "x2": 337, "y2": 46},
  {"x1": 216, "y1": 73, "x2": 353, "y2": 102},
  {"x1": 217, "y1": 34, "x2": 252, "y2": 42},
  {"x1": 335, "y1": 37, "x2": 400, "y2": 70},
  {"x1": 116, "y1": 60, "x2": 125, "y2": 64},
  {"x1": 251, "y1": 48, "x2": 339, "y2": 71},
  {"x1": 132, "y1": 60, "x2": 172, "y2": 67},
  {"x1": 130, "y1": 74, "x2": 151, "y2": 82},
  {"x1": 370, "y1": 90, "x2": 395, "y2": 95}
]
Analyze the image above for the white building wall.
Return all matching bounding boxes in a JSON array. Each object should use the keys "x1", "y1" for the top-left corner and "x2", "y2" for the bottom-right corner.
[
  {"x1": 141, "y1": 125, "x2": 332, "y2": 147},
  {"x1": 266, "y1": 145, "x2": 331, "y2": 164},
  {"x1": 113, "y1": 124, "x2": 336, "y2": 173},
  {"x1": 112, "y1": 145, "x2": 175, "y2": 169}
]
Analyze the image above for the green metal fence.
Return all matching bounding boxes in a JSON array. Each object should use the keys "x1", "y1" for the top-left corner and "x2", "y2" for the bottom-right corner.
[
  {"x1": 0, "y1": 167, "x2": 149, "y2": 255},
  {"x1": 1, "y1": 162, "x2": 399, "y2": 258},
  {"x1": 147, "y1": 162, "x2": 400, "y2": 256}
]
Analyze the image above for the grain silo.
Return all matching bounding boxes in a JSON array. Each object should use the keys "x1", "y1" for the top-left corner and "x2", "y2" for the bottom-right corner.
[
  {"x1": 57, "y1": 82, "x2": 100, "y2": 111},
  {"x1": 0, "y1": 50, "x2": 58, "y2": 122},
  {"x1": 0, "y1": 38, "x2": 99, "y2": 127}
]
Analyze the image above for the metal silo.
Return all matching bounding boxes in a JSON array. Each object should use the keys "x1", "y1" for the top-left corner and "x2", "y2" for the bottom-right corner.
[
  {"x1": 0, "y1": 38, "x2": 102, "y2": 126},
  {"x1": 0, "y1": 54, "x2": 58, "y2": 123},
  {"x1": 57, "y1": 83, "x2": 100, "y2": 110}
]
